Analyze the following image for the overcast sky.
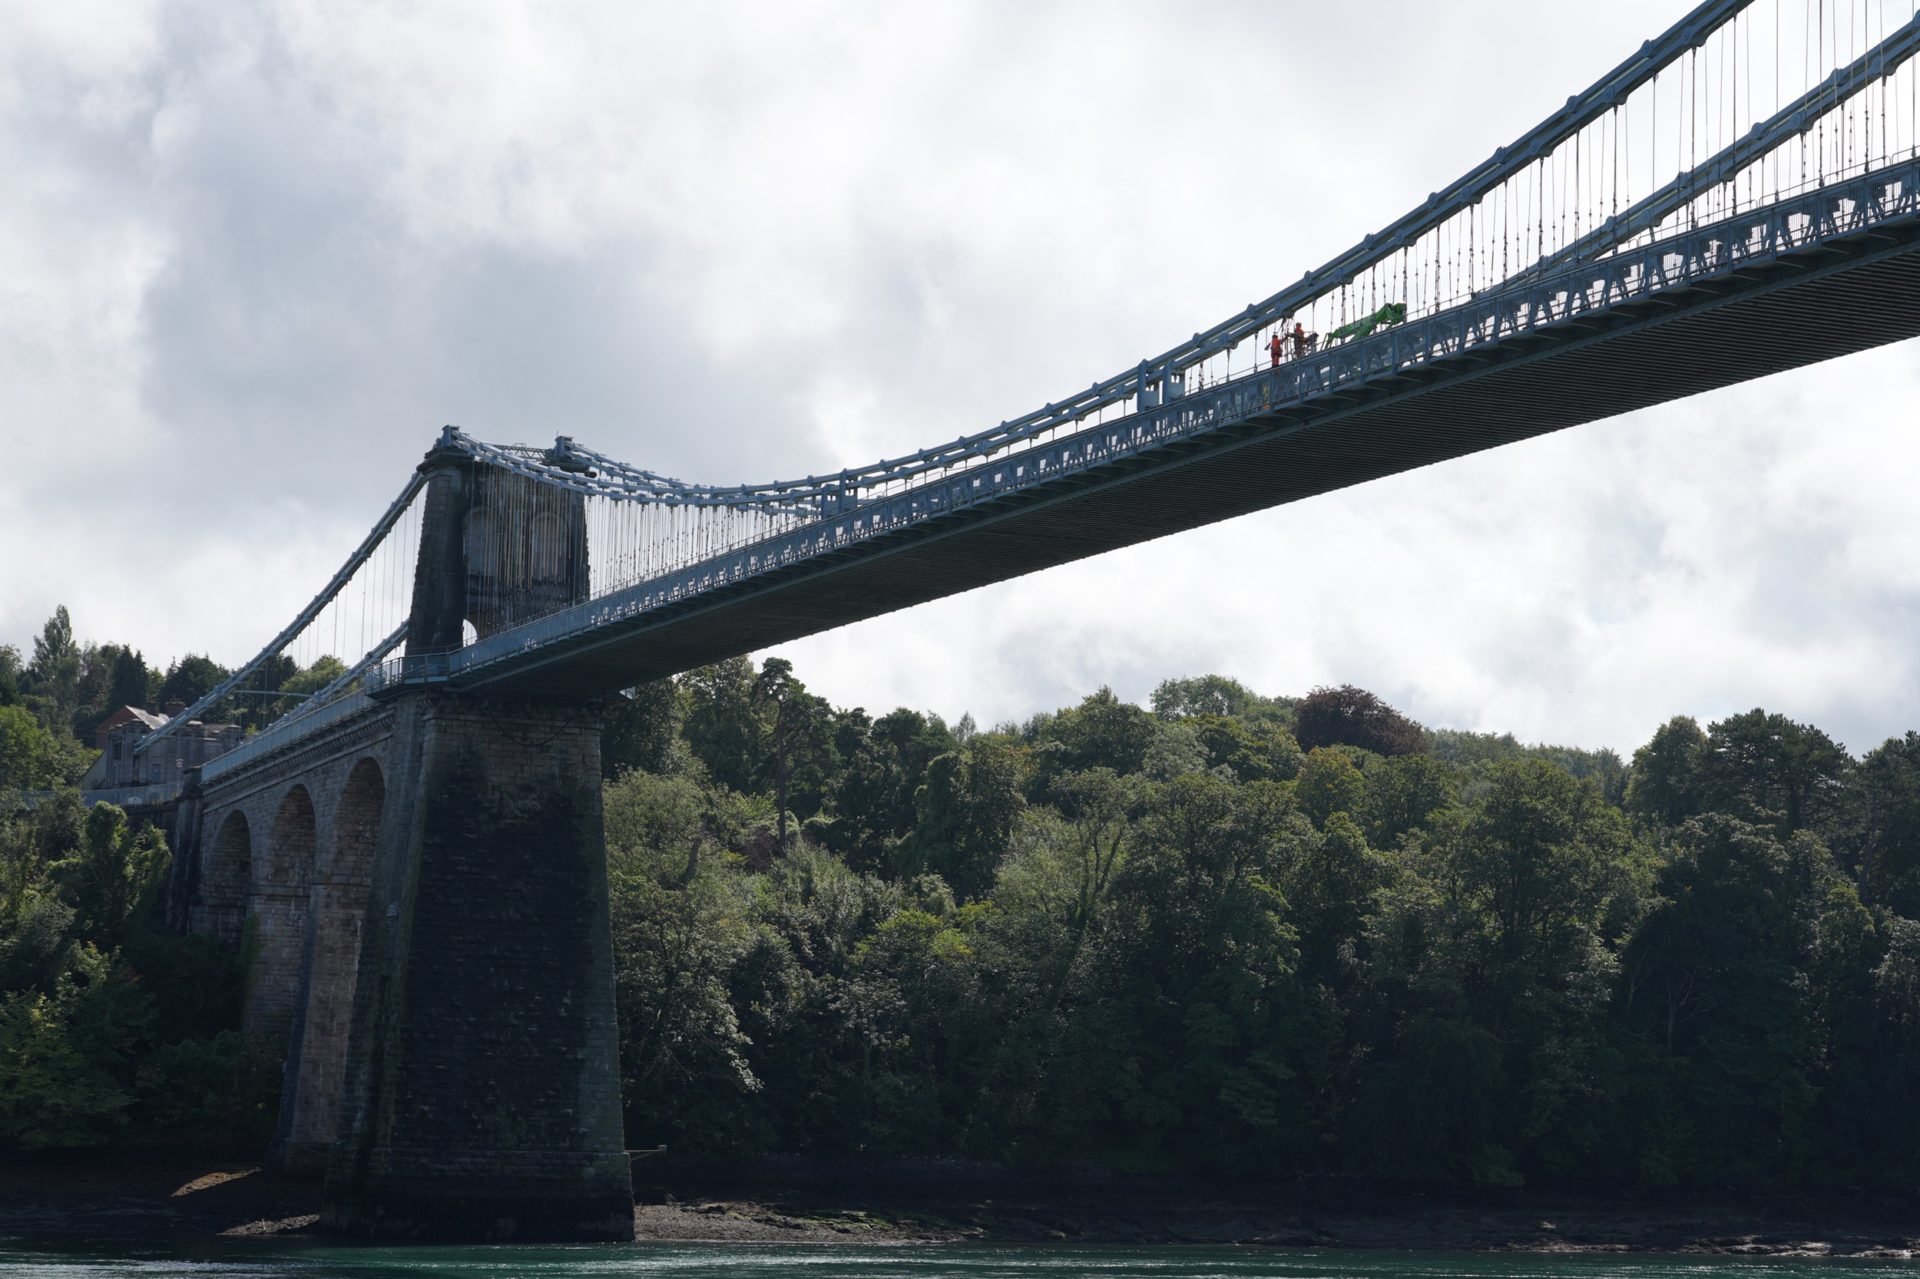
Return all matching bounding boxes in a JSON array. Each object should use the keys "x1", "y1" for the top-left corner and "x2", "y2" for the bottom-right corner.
[{"x1": 5, "y1": 0, "x2": 1919, "y2": 758}]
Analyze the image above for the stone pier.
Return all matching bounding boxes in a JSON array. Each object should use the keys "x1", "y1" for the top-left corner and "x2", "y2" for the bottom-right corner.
[
  {"x1": 319, "y1": 439, "x2": 628, "y2": 1239},
  {"x1": 320, "y1": 689, "x2": 630, "y2": 1239}
]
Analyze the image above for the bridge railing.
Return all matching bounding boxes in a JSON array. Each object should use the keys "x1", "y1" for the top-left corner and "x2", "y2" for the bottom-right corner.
[
  {"x1": 87, "y1": 783, "x2": 184, "y2": 808},
  {"x1": 13, "y1": 784, "x2": 186, "y2": 811},
  {"x1": 361, "y1": 155, "x2": 1919, "y2": 691},
  {"x1": 198, "y1": 689, "x2": 379, "y2": 784}
]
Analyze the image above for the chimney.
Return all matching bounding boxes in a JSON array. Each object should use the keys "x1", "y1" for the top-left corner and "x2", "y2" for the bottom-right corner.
[{"x1": 164, "y1": 700, "x2": 186, "y2": 718}]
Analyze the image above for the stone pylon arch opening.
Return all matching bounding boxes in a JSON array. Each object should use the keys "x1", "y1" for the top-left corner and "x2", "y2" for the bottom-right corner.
[
  {"x1": 248, "y1": 784, "x2": 316, "y2": 1031},
  {"x1": 278, "y1": 757, "x2": 384, "y2": 1170},
  {"x1": 196, "y1": 810, "x2": 253, "y2": 942}
]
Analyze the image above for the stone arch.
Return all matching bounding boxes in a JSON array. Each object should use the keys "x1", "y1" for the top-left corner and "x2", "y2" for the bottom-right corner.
[
  {"x1": 332, "y1": 759, "x2": 383, "y2": 882},
  {"x1": 246, "y1": 784, "x2": 316, "y2": 1031},
  {"x1": 195, "y1": 810, "x2": 252, "y2": 942},
  {"x1": 280, "y1": 757, "x2": 384, "y2": 1167}
]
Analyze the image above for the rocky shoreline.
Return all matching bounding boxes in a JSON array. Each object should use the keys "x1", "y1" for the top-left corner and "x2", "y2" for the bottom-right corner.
[
  {"x1": 627, "y1": 1197, "x2": 1919, "y2": 1256},
  {"x1": 0, "y1": 1156, "x2": 1914, "y2": 1256}
]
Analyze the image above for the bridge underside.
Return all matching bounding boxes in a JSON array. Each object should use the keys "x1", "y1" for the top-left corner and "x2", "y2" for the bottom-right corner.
[{"x1": 466, "y1": 217, "x2": 1920, "y2": 696}]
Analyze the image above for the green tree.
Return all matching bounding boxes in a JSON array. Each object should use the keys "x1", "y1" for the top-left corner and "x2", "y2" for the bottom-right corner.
[
  {"x1": 1448, "y1": 761, "x2": 1627, "y2": 971},
  {"x1": 1151, "y1": 674, "x2": 1257, "y2": 719},
  {"x1": 1619, "y1": 815, "x2": 1825, "y2": 1186},
  {"x1": 1187, "y1": 714, "x2": 1303, "y2": 783},
  {"x1": 1858, "y1": 917, "x2": 1920, "y2": 1187},
  {"x1": 1090, "y1": 773, "x2": 1314, "y2": 1173},
  {"x1": 904, "y1": 738, "x2": 1026, "y2": 900},
  {"x1": 1288, "y1": 810, "x2": 1388, "y2": 987},
  {"x1": 1803, "y1": 881, "x2": 1891, "y2": 1182},
  {"x1": 0, "y1": 706, "x2": 62, "y2": 792},
  {"x1": 1360, "y1": 752, "x2": 1457, "y2": 847},
  {"x1": 278, "y1": 655, "x2": 343, "y2": 696},
  {"x1": 603, "y1": 769, "x2": 761, "y2": 1151},
  {"x1": 1856, "y1": 732, "x2": 1920, "y2": 914},
  {"x1": 1342, "y1": 884, "x2": 1508, "y2": 1185},
  {"x1": 756, "y1": 658, "x2": 834, "y2": 851},
  {"x1": 0, "y1": 944, "x2": 153, "y2": 1149},
  {"x1": 0, "y1": 987, "x2": 132, "y2": 1148},
  {"x1": 1032, "y1": 688, "x2": 1158, "y2": 780},
  {"x1": 26, "y1": 607, "x2": 81, "y2": 735},
  {"x1": 1626, "y1": 715, "x2": 1708, "y2": 829},
  {"x1": 158, "y1": 654, "x2": 230, "y2": 714},
  {"x1": 0, "y1": 646, "x2": 21, "y2": 706},
  {"x1": 1698, "y1": 708, "x2": 1850, "y2": 843},
  {"x1": 827, "y1": 708, "x2": 955, "y2": 872},
  {"x1": 106, "y1": 648, "x2": 149, "y2": 711},
  {"x1": 1341, "y1": 761, "x2": 1638, "y2": 1186},
  {"x1": 602, "y1": 678, "x2": 685, "y2": 779},
  {"x1": 1296, "y1": 746, "x2": 1366, "y2": 827},
  {"x1": 841, "y1": 908, "x2": 989, "y2": 1152},
  {"x1": 48, "y1": 805, "x2": 170, "y2": 949}
]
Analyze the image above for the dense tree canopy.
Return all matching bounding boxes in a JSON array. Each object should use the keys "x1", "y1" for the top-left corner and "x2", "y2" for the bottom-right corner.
[
  {"x1": 6, "y1": 605, "x2": 1920, "y2": 1195},
  {"x1": 587, "y1": 659, "x2": 1920, "y2": 1192}
]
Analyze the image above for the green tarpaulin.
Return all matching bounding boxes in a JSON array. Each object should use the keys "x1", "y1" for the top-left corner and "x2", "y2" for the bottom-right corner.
[{"x1": 1326, "y1": 300, "x2": 1408, "y2": 343}]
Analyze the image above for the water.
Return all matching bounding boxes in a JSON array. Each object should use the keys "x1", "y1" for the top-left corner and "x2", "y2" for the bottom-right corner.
[{"x1": 0, "y1": 1245, "x2": 1913, "y2": 1279}]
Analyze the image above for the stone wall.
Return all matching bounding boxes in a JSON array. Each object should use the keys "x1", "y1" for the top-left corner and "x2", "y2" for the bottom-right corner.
[
  {"x1": 324, "y1": 690, "x2": 630, "y2": 1240},
  {"x1": 247, "y1": 784, "x2": 315, "y2": 1028},
  {"x1": 179, "y1": 706, "x2": 398, "y2": 1173},
  {"x1": 276, "y1": 756, "x2": 385, "y2": 1171}
]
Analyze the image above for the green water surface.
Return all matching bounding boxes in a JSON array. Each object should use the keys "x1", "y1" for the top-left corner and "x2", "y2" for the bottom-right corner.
[{"x1": 0, "y1": 1244, "x2": 1914, "y2": 1279}]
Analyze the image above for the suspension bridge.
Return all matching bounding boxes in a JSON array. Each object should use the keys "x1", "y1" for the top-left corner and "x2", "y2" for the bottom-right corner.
[{"x1": 124, "y1": 0, "x2": 1920, "y2": 1241}]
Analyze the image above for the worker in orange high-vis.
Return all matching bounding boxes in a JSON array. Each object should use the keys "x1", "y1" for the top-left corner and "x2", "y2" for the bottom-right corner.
[
  {"x1": 1268, "y1": 331, "x2": 1284, "y2": 367},
  {"x1": 1291, "y1": 321, "x2": 1309, "y2": 358}
]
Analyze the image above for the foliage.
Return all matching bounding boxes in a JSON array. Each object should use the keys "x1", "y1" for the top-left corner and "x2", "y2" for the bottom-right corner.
[
  {"x1": 158, "y1": 654, "x2": 231, "y2": 714},
  {"x1": 603, "y1": 679, "x2": 685, "y2": 779},
  {"x1": 1697, "y1": 709, "x2": 1851, "y2": 843},
  {"x1": 11, "y1": 608, "x2": 1920, "y2": 1190},
  {"x1": 1860, "y1": 732, "x2": 1920, "y2": 915},
  {"x1": 0, "y1": 707, "x2": 64, "y2": 792},
  {"x1": 0, "y1": 790, "x2": 260, "y2": 1153},
  {"x1": 588, "y1": 657, "x2": 1920, "y2": 1193},
  {"x1": 1294, "y1": 684, "x2": 1428, "y2": 756},
  {"x1": 1625, "y1": 715, "x2": 1708, "y2": 828}
]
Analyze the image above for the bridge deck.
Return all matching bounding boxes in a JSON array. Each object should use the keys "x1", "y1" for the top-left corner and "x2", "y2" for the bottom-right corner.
[
  {"x1": 402, "y1": 172, "x2": 1920, "y2": 697},
  {"x1": 480, "y1": 230, "x2": 1920, "y2": 695}
]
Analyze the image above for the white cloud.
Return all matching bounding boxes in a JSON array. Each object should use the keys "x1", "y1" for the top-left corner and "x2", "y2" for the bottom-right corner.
[{"x1": 3, "y1": 0, "x2": 1918, "y2": 760}]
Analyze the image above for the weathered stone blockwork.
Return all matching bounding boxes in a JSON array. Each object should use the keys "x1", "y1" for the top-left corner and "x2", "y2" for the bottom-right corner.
[
  {"x1": 165, "y1": 441, "x2": 629, "y2": 1239},
  {"x1": 176, "y1": 706, "x2": 399, "y2": 1171},
  {"x1": 278, "y1": 757, "x2": 385, "y2": 1170},
  {"x1": 323, "y1": 691, "x2": 630, "y2": 1240}
]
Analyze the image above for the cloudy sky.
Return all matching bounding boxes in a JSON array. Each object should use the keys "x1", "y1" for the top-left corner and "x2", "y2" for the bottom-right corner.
[{"x1": 5, "y1": 0, "x2": 1919, "y2": 757}]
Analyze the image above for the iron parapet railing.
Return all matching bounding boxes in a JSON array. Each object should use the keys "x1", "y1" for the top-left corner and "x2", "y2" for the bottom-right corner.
[
  {"x1": 198, "y1": 690, "x2": 380, "y2": 783},
  {"x1": 365, "y1": 650, "x2": 456, "y2": 693}
]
